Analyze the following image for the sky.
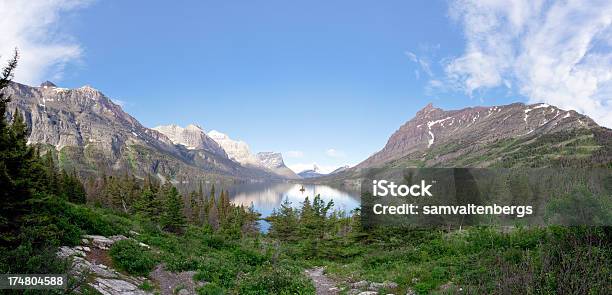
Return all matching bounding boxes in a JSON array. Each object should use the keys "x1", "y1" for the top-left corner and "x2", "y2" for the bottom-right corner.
[{"x1": 1, "y1": 0, "x2": 611, "y2": 173}]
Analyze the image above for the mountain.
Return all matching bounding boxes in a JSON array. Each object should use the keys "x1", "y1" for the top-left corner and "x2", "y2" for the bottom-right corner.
[
  {"x1": 206, "y1": 130, "x2": 299, "y2": 179},
  {"x1": 256, "y1": 152, "x2": 300, "y2": 179},
  {"x1": 2, "y1": 81, "x2": 282, "y2": 182},
  {"x1": 355, "y1": 102, "x2": 610, "y2": 169},
  {"x1": 329, "y1": 165, "x2": 350, "y2": 174},
  {"x1": 207, "y1": 130, "x2": 260, "y2": 165},
  {"x1": 298, "y1": 164, "x2": 325, "y2": 178},
  {"x1": 152, "y1": 124, "x2": 227, "y2": 156}
]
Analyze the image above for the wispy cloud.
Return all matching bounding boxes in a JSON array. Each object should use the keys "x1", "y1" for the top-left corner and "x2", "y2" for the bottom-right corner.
[
  {"x1": 325, "y1": 148, "x2": 345, "y2": 158},
  {"x1": 285, "y1": 150, "x2": 304, "y2": 158},
  {"x1": 445, "y1": 0, "x2": 612, "y2": 127},
  {"x1": 405, "y1": 51, "x2": 434, "y2": 78},
  {"x1": 0, "y1": 0, "x2": 91, "y2": 85}
]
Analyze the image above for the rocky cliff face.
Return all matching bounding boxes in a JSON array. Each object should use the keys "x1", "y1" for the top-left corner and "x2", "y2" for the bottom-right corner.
[
  {"x1": 2, "y1": 82, "x2": 275, "y2": 181},
  {"x1": 206, "y1": 130, "x2": 299, "y2": 179},
  {"x1": 207, "y1": 130, "x2": 260, "y2": 165},
  {"x1": 256, "y1": 152, "x2": 300, "y2": 179},
  {"x1": 153, "y1": 124, "x2": 227, "y2": 156},
  {"x1": 356, "y1": 102, "x2": 609, "y2": 168}
]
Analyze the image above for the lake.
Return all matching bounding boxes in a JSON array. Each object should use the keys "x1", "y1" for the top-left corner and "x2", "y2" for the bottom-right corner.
[{"x1": 226, "y1": 182, "x2": 360, "y2": 231}]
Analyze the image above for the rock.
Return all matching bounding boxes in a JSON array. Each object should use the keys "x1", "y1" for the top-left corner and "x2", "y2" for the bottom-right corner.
[
  {"x1": 110, "y1": 235, "x2": 129, "y2": 242},
  {"x1": 91, "y1": 277, "x2": 151, "y2": 295},
  {"x1": 138, "y1": 242, "x2": 151, "y2": 249},
  {"x1": 82, "y1": 238, "x2": 90, "y2": 244},
  {"x1": 129, "y1": 230, "x2": 140, "y2": 236},
  {"x1": 369, "y1": 281, "x2": 398, "y2": 290},
  {"x1": 352, "y1": 280, "x2": 370, "y2": 289},
  {"x1": 83, "y1": 235, "x2": 115, "y2": 249},
  {"x1": 177, "y1": 289, "x2": 190, "y2": 295},
  {"x1": 357, "y1": 292, "x2": 378, "y2": 295},
  {"x1": 58, "y1": 235, "x2": 154, "y2": 294},
  {"x1": 71, "y1": 257, "x2": 117, "y2": 277},
  {"x1": 348, "y1": 290, "x2": 362, "y2": 295},
  {"x1": 57, "y1": 246, "x2": 86, "y2": 258},
  {"x1": 75, "y1": 246, "x2": 91, "y2": 252},
  {"x1": 405, "y1": 288, "x2": 416, "y2": 295}
]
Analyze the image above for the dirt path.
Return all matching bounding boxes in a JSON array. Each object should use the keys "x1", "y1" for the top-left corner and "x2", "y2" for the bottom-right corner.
[
  {"x1": 305, "y1": 267, "x2": 340, "y2": 295},
  {"x1": 150, "y1": 264, "x2": 199, "y2": 295}
]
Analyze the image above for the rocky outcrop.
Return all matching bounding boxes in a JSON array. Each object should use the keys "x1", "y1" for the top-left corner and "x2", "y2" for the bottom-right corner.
[
  {"x1": 346, "y1": 279, "x2": 399, "y2": 295},
  {"x1": 57, "y1": 234, "x2": 152, "y2": 295}
]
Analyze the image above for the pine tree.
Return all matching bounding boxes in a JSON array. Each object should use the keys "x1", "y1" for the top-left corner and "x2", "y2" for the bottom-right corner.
[
  {"x1": 161, "y1": 186, "x2": 186, "y2": 233},
  {"x1": 268, "y1": 198, "x2": 298, "y2": 241},
  {"x1": 207, "y1": 186, "x2": 219, "y2": 230},
  {"x1": 219, "y1": 189, "x2": 231, "y2": 223},
  {"x1": 60, "y1": 169, "x2": 86, "y2": 203},
  {"x1": 43, "y1": 151, "x2": 59, "y2": 194},
  {"x1": 134, "y1": 187, "x2": 155, "y2": 217},
  {"x1": 0, "y1": 51, "x2": 34, "y2": 247},
  {"x1": 189, "y1": 190, "x2": 200, "y2": 224}
]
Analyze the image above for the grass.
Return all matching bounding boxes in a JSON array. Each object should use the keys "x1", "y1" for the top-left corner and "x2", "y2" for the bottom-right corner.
[{"x1": 293, "y1": 226, "x2": 611, "y2": 294}]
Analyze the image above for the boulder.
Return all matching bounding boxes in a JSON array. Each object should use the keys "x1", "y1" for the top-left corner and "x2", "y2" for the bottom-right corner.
[
  {"x1": 91, "y1": 278, "x2": 150, "y2": 295},
  {"x1": 352, "y1": 280, "x2": 370, "y2": 289}
]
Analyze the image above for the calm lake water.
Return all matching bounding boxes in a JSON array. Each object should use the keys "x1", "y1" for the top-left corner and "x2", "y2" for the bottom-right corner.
[{"x1": 226, "y1": 182, "x2": 360, "y2": 231}]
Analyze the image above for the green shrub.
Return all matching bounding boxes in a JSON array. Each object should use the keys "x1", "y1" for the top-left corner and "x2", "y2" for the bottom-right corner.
[
  {"x1": 164, "y1": 253, "x2": 201, "y2": 272},
  {"x1": 201, "y1": 234, "x2": 235, "y2": 250},
  {"x1": 235, "y1": 264, "x2": 315, "y2": 295},
  {"x1": 231, "y1": 247, "x2": 268, "y2": 266},
  {"x1": 109, "y1": 239, "x2": 158, "y2": 275},
  {"x1": 194, "y1": 256, "x2": 238, "y2": 288},
  {"x1": 197, "y1": 283, "x2": 224, "y2": 295}
]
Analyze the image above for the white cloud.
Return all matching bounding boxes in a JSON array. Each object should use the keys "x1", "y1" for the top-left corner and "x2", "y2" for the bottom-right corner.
[
  {"x1": 405, "y1": 51, "x2": 434, "y2": 77},
  {"x1": 0, "y1": 0, "x2": 91, "y2": 85},
  {"x1": 446, "y1": 0, "x2": 612, "y2": 127},
  {"x1": 285, "y1": 150, "x2": 304, "y2": 158},
  {"x1": 325, "y1": 148, "x2": 345, "y2": 158}
]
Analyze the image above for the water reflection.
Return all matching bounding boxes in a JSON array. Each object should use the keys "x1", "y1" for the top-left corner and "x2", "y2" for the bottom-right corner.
[{"x1": 227, "y1": 182, "x2": 360, "y2": 222}]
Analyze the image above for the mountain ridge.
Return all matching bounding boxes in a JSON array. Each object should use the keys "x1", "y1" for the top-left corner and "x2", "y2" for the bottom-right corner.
[
  {"x1": 3, "y1": 81, "x2": 289, "y2": 183},
  {"x1": 355, "y1": 102, "x2": 605, "y2": 169}
]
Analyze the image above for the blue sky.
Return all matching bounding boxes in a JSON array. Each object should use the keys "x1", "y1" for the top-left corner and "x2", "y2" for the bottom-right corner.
[{"x1": 2, "y1": 0, "x2": 611, "y2": 173}]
